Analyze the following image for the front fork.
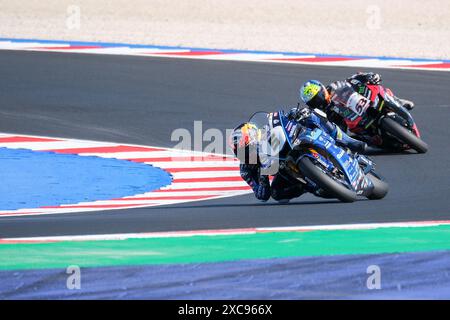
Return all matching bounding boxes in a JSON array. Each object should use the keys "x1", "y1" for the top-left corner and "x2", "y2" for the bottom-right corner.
[{"x1": 355, "y1": 153, "x2": 374, "y2": 174}]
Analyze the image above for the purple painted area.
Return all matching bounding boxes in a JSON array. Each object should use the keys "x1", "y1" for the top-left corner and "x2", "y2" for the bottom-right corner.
[{"x1": 1, "y1": 251, "x2": 450, "y2": 299}]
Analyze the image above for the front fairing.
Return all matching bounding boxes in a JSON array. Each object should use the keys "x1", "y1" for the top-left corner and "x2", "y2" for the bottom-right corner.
[
  {"x1": 249, "y1": 111, "x2": 294, "y2": 174},
  {"x1": 330, "y1": 83, "x2": 377, "y2": 131},
  {"x1": 383, "y1": 93, "x2": 416, "y2": 128}
]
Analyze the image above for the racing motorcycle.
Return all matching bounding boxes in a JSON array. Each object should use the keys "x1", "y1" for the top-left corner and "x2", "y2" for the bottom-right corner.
[
  {"x1": 249, "y1": 110, "x2": 388, "y2": 203},
  {"x1": 330, "y1": 82, "x2": 428, "y2": 153}
]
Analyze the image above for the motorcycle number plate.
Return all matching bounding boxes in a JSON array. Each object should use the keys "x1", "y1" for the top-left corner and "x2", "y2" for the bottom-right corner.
[{"x1": 347, "y1": 92, "x2": 371, "y2": 117}]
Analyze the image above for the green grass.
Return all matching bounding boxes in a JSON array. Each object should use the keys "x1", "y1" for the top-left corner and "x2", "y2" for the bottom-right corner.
[{"x1": 1, "y1": 225, "x2": 450, "y2": 270}]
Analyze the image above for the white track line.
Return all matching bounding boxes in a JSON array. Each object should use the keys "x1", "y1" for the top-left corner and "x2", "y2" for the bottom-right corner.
[
  {"x1": 2, "y1": 219, "x2": 450, "y2": 243},
  {"x1": 0, "y1": 39, "x2": 448, "y2": 71}
]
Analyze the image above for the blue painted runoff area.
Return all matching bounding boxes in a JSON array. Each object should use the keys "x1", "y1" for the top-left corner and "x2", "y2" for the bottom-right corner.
[
  {"x1": 1, "y1": 250, "x2": 449, "y2": 299},
  {"x1": 0, "y1": 147, "x2": 172, "y2": 210}
]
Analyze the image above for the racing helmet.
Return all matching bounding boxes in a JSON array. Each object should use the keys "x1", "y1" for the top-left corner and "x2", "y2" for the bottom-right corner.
[
  {"x1": 299, "y1": 80, "x2": 331, "y2": 111},
  {"x1": 229, "y1": 122, "x2": 259, "y2": 164}
]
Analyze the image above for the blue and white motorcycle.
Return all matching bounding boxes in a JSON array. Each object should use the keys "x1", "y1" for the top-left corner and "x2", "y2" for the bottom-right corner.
[{"x1": 249, "y1": 110, "x2": 388, "y2": 203}]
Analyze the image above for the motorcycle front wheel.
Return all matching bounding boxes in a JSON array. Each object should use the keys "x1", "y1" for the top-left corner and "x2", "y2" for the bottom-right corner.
[
  {"x1": 297, "y1": 157, "x2": 357, "y2": 203},
  {"x1": 380, "y1": 117, "x2": 428, "y2": 153},
  {"x1": 366, "y1": 173, "x2": 389, "y2": 200}
]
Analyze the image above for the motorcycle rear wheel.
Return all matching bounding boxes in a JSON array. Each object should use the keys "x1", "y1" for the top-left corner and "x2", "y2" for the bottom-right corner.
[{"x1": 297, "y1": 157, "x2": 357, "y2": 203}]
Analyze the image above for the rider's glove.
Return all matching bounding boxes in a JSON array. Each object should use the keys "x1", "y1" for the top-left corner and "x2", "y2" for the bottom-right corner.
[
  {"x1": 253, "y1": 184, "x2": 271, "y2": 201},
  {"x1": 288, "y1": 106, "x2": 312, "y2": 122}
]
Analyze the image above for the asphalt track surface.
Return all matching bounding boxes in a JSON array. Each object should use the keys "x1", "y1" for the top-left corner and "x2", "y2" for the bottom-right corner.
[{"x1": 0, "y1": 50, "x2": 449, "y2": 238}]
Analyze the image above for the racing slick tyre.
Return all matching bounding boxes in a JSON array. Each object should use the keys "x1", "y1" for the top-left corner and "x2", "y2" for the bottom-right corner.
[
  {"x1": 380, "y1": 117, "x2": 428, "y2": 154},
  {"x1": 366, "y1": 173, "x2": 389, "y2": 200},
  {"x1": 297, "y1": 157, "x2": 357, "y2": 203}
]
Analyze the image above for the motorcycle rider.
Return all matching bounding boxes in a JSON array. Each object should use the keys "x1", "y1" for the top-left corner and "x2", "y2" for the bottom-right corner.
[
  {"x1": 299, "y1": 72, "x2": 415, "y2": 143},
  {"x1": 229, "y1": 106, "x2": 368, "y2": 203}
]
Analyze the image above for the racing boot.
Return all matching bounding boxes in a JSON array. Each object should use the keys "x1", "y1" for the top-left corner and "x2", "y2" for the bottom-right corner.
[
  {"x1": 313, "y1": 188, "x2": 335, "y2": 199},
  {"x1": 271, "y1": 184, "x2": 304, "y2": 204}
]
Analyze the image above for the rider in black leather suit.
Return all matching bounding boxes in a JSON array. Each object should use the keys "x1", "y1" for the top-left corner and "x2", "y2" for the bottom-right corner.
[{"x1": 303, "y1": 72, "x2": 415, "y2": 133}]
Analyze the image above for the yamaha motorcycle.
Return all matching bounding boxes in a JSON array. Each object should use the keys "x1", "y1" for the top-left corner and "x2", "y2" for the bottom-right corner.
[{"x1": 249, "y1": 110, "x2": 388, "y2": 203}]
